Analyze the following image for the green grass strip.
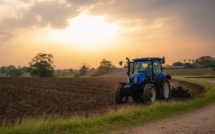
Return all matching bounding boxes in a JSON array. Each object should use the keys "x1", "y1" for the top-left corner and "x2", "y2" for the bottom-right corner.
[{"x1": 1, "y1": 81, "x2": 215, "y2": 134}]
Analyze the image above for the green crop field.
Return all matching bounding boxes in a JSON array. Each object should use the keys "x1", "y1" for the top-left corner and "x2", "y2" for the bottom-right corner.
[{"x1": 165, "y1": 68, "x2": 215, "y2": 77}]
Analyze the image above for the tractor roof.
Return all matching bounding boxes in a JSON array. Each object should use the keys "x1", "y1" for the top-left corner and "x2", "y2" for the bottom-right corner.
[{"x1": 133, "y1": 57, "x2": 164, "y2": 62}]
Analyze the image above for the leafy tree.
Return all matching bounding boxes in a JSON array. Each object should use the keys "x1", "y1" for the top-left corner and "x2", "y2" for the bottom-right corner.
[
  {"x1": 172, "y1": 61, "x2": 183, "y2": 66},
  {"x1": 7, "y1": 65, "x2": 16, "y2": 71},
  {"x1": 79, "y1": 64, "x2": 89, "y2": 76},
  {"x1": 93, "y1": 59, "x2": 113, "y2": 76},
  {"x1": 98, "y1": 59, "x2": 113, "y2": 74},
  {"x1": 183, "y1": 62, "x2": 193, "y2": 68},
  {"x1": 29, "y1": 53, "x2": 55, "y2": 77},
  {"x1": 68, "y1": 69, "x2": 74, "y2": 74},
  {"x1": 194, "y1": 56, "x2": 215, "y2": 68},
  {"x1": 20, "y1": 66, "x2": 31, "y2": 73},
  {"x1": 7, "y1": 69, "x2": 23, "y2": 77},
  {"x1": 0, "y1": 66, "x2": 7, "y2": 73}
]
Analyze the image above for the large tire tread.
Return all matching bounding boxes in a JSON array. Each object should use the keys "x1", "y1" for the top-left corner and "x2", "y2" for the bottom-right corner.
[
  {"x1": 143, "y1": 84, "x2": 157, "y2": 105},
  {"x1": 115, "y1": 84, "x2": 127, "y2": 104},
  {"x1": 162, "y1": 78, "x2": 171, "y2": 100}
]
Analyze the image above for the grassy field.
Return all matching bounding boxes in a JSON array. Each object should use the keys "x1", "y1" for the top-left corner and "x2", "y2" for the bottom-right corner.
[
  {"x1": 165, "y1": 68, "x2": 215, "y2": 76},
  {"x1": 0, "y1": 79, "x2": 215, "y2": 134}
]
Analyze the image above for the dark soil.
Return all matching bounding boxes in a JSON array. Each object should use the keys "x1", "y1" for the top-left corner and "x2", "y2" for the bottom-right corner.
[
  {"x1": 0, "y1": 78, "x2": 203, "y2": 126},
  {"x1": 170, "y1": 79, "x2": 204, "y2": 96}
]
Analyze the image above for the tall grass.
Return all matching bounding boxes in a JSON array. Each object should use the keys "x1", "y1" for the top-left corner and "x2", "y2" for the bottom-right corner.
[{"x1": 1, "y1": 81, "x2": 215, "y2": 134}]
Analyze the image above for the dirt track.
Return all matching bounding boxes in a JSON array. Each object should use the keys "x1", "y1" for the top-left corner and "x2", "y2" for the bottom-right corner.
[
  {"x1": 111, "y1": 102, "x2": 215, "y2": 134},
  {"x1": 0, "y1": 77, "x2": 203, "y2": 126}
]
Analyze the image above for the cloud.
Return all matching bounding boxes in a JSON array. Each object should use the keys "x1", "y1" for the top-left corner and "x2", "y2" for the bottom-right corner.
[
  {"x1": 0, "y1": 0, "x2": 111, "y2": 43},
  {"x1": 0, "y1": 0, "x2": 109, "y2": 30},
  {"x1": 0, "y1": 31, "x2": 14, "y2": 42},
  {"x1": 90, "y1": 0, "x2": 215, "y2": 42},
  {"x1": 1, "y1": 0, "x2": 215, "y2": 47},
  {"x1": 1, "y1": 1, "x2": 78, "y2": 29},
  {"x1": 66, "y1": 0, "x2": 102, "y2": 6},
  {"x1": 0, "y1": 0, "x2": 80, "y2": 42},
  {"x1": 177, "y1": 0, "x2": 215, "y2": 40}
]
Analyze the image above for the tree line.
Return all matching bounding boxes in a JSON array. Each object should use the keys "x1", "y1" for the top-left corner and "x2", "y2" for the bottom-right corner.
[
  {"x1": 0, "y1": 65, "x2": 30, "y2": 77},
  {"x1": 172, "y1": 56, "x2": 215, "y2": 69},
  {"x1": 0, "y1": 53, "x2": 115, "y2": 77},
  {"x1": 1, "y1": 54, "x2": 215, "y2": 77}
]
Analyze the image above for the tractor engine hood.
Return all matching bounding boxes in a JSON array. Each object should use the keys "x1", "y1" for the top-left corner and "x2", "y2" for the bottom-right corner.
[{"x1": 128, "y1": 72, "x2": 146, "y2": 84}]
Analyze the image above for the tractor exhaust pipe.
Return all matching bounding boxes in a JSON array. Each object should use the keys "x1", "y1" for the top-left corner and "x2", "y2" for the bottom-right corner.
[{"x1": 126, "y1": 57, "x2": 130, "y2": 76}]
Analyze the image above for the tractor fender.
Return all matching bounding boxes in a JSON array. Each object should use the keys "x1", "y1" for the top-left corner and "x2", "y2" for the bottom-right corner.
[
  {"x1": 165, "y1": 74, "x2": 171, "y2": 80},
  {"x1": 157, "y1": 73, "x2": 170, "y2": 83},
  {"x1": 156, "y1": 73, "x2": 171, "y2": 97}
]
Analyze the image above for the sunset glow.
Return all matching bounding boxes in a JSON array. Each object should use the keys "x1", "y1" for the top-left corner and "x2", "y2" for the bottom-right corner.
[
  {"x1": 47, "y1": 13, "x2": 119, "y2": 51},
  {"x1": 0, "y1": 0, "x2": 215, "y2": 69}
]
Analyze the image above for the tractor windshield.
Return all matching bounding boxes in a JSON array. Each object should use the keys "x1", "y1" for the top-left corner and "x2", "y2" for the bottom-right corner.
[{"x1": 133, "y1": 61, "x2": 152, "y2": 75}]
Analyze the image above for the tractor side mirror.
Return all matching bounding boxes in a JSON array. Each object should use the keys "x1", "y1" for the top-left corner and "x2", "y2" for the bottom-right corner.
[{"x1": 119, "y1": 61, "x2": 123, "y2": 66}]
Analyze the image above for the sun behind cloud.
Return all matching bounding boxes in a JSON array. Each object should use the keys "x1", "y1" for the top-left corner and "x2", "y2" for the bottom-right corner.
[{"x1": 47, "y1": 12, "x2": 120, "y2": 51}]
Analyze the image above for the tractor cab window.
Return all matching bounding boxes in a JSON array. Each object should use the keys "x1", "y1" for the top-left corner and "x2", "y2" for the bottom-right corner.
[
  {"x1": 145, "y1": 62, "x2": 152, "y2": 77},
  {"x1": 153, "y1": 61, "x2": 162, "y2": 77},
  {"x1": 133, "y1": 61, "x2": 151, "y2": 74}
]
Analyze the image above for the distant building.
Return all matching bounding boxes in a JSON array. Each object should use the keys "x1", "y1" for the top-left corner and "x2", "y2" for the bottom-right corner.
[{"x1": 166, "y1": 66, "x2": 186, "y2": 69}]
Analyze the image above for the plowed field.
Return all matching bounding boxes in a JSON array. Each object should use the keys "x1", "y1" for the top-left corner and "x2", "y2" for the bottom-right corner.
[{"x1": 0, "y1": 77, "x2": 203, "y2": 126}]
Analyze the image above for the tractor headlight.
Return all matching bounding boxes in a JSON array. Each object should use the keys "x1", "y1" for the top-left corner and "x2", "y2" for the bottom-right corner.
[{"x1": 134, "y1": 77, "x2": 138, "y2": 83}]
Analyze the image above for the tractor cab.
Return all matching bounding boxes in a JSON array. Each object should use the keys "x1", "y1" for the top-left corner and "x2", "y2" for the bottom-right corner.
[{"x1": 126, "y1": 57, "x2": 166, "y2": 84}]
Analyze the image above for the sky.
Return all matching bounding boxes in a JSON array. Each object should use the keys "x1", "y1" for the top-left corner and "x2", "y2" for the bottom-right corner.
[{"x1": 0, "y1": 0, "x2": 215, "y2": 69}]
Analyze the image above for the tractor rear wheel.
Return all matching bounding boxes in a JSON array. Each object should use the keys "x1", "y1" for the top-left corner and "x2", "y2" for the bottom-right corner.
[
  {"x1": 161, "y1": 78, "x2": 171, "y2": 100},
  {"x1": 115, "y1": 84, "x2": 128, "y2": 104},
  {"x1": 143, "y1": 84, "x2": 157, "y2": 104}
]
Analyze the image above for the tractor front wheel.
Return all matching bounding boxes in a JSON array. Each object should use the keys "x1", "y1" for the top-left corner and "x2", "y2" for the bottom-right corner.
[
  {"x1": 115, "y1": 84, "x2": 128, "y2": 104},
  {"x1": 143, "y1": 84, "x2": 157, "y2": 104},
  {"x1": 161, "y1": 78, "x2": 171, "y2": 100}
]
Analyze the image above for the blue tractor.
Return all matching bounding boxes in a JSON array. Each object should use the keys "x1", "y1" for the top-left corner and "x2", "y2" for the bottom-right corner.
[{"x1": 115, "y1": 57, "x2": 171, "y2": 104}]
